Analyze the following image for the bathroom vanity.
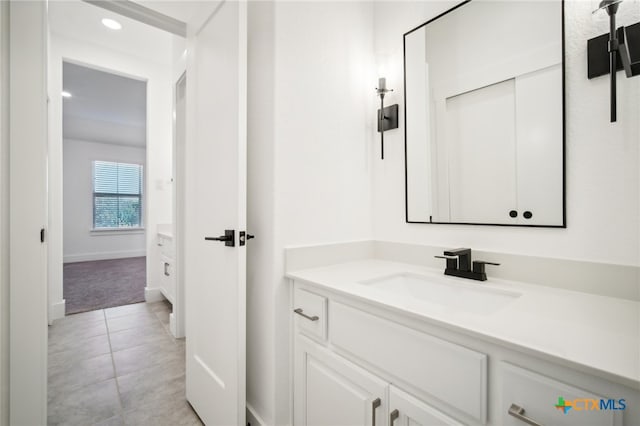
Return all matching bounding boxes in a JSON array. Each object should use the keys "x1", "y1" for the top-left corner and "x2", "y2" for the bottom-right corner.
[
  {"x1": 287, "y1": 255, "x2": 639, "y2": 426},
  {"x1": 283, "y1": 0, "x2": 640, "y2": 424},
  {"x1": 157, "y1": 225, "x2": 176, "y2": 304},
  {"x1": 156, "y1": 224, "x2": 180, "y2": 337}
]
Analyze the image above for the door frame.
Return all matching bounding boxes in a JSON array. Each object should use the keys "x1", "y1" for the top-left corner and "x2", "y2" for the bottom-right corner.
[
  {"x1": 47, "y1": 49, "x2": 152, "y2": 324},
  {"x1": 7, "y1": 2, "x2": 191, "y2": 422},
  {"x1": 173, "y1": 71, "x2": 187, "y2": 339},
  {"x1": 8, "y1": 2, "x2": 49, "y2": 424}
]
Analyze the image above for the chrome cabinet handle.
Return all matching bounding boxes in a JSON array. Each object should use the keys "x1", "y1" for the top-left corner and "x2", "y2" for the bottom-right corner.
[
  {"x1": 508, "y1": 404, "x2": 543, "y2": 426},
  {"x1": 164, "y1": 262, "x2": 170, "y2": 276},
  {"x1": 371, "y1": 398, "x2": 381, "y2": 426},
  {"x1": 389, "y1": 409, "x2": 399, "y2": 426},
  {"x1": 293, "y1": 308, "x2": 319, "y2": 321}
]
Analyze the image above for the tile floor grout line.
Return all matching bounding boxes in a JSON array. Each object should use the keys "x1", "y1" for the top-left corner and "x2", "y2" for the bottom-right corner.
[
  {"x1": 49, "y1": 302, "x2": 198, "y2": 425},
  {"x1": 104, "y1": 308, "x2": 126, "y2": 422}
]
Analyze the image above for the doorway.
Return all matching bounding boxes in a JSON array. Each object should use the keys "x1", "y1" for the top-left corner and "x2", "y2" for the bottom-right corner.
[
  {"x1": 47, "y1": 0, "x2": 186, "y2": 331},
  {"x1": 46, "y1": 1, "x2": 195, "y2": 424},
  {"x1": 62, "y1": 61, "x2": 148, "y2": 314},
  {"x1": 7, "y1": 1, "x2": 248, "y2": 424}
]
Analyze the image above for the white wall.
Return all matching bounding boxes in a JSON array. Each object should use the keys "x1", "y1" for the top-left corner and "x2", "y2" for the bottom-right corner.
[
  {"x1": 0, "y1": 1, "x2": 8, "y2": 424},
  {"x1": 49, "y1": 31, "x2": 174, "y2": 319},
  {"x1": 248, "y1": 1, "x2": 640, "y2": 424},
  {"x1": 372, "y1": 0, "x2": 640, "y2": 266},
  {"x1": 63, "y1": 139, "x2": 146, "y2": 263},
  {"x1": 247, "y1": 3, "x2": 276, "y2": 424},
  {"x1": 247, "y1": 2, "x2": 375, "y2": 424}
]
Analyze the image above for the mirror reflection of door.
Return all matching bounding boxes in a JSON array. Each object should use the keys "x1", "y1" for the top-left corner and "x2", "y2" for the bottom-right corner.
[{"x1": 404, "y1": 0, "x2": 564, "y2": 227}]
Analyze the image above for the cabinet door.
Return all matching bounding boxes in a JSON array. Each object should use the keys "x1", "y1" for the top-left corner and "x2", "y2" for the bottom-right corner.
[
  {"x1": 389, "y1": 386, "x2": 463, "y2": 426},
  {"x1": 295, "y1": 336, "x2": 388, "y2": 426},
  {"x1": 514, "y1": 64, "x2": 564, "y2": 226},
  {"x1": 445, "y1": 78, "x2": 517, "y2": 224},
  {"x1": 160, "y1": 259, "x2": 175, "y2": 303}
]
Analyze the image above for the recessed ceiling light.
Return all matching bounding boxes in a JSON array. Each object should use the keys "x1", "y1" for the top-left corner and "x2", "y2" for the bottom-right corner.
[
  {"x1": 61, "y1": 91, "x2": 72, "y2": 98},
  {"x1": 101, "y1": 18, "x2": 122, "y2": 30}
]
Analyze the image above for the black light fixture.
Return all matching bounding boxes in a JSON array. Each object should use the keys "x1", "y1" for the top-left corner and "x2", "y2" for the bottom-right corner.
[
  {"x1": 588, "y1": 0, "x2": 640, "y2": 123},
  {"x1": 376, "y1": 77, "x2": 398, "y2": 160}
]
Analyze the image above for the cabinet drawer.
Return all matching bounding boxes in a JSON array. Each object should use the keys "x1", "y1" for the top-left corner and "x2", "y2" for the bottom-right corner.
[
  {"x1": 501, "y1": 362, "x2": 620, "y2": 426},
  {"x1": 293, "y1": 288, "x2": 327, "y2": 341},
  {"x1": 331, "y1": 302, "x2": 487, "y2": 423}
]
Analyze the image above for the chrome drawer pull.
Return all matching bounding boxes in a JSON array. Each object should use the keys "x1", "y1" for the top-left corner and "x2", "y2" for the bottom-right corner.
[
  {"x1": 371, "y1": 398, "x2": 381, "y2": 426},
  {"x1": 293, "y1": 308, "x2": 319, "y2": 321},
  {"x1": 389, "y1": 409, "x2": 399, "y2": 426},
  {"x1": 508, "y1": 404, "x2": 543, "y2": 426}
]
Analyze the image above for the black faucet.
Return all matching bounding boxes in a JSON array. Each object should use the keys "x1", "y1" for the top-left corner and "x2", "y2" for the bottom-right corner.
[{"x1": 435, "y1": 248, "x2": 500, "y2": 281}]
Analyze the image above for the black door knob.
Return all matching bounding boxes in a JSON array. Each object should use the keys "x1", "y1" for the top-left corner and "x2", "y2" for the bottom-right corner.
[
  {"x1": 509, "y1": 210, "x2": 518, "y2": 218},
  {"x1": 204, "y1": 229, "x2": 235, "y2": 247},
  {"x1": 239, "y1": 232, "x2": 255, "y2": 246},
  {"x1": 523, "y1": 211, "x2": 533, "y2": 219}
]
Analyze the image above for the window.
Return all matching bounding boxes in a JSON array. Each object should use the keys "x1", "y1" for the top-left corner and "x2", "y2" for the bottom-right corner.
[{"x1": 93, "y1": 161, "x2": 143, "y2": 229}]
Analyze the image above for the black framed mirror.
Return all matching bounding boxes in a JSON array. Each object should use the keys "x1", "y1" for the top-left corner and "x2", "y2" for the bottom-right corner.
[{"x1": 403, "y1": 0, "x2": 565, "y2": 227}]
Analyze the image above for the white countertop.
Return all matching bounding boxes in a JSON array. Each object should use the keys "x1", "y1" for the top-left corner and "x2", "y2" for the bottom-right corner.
[
  {"x1": 157, "y1": 230, "x2": 173, "y2": 239},
  {"x1": 286, "y1": 259, "x2": 640, "y2": 389},
  {"x1": 157, "y1": 224, "x2": 173, "y2": 239}
]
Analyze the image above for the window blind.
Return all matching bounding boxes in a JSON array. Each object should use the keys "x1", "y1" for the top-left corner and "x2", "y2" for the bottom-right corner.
[{"x1": 93, "y1": 161, "x2": 143, "y2": 228}]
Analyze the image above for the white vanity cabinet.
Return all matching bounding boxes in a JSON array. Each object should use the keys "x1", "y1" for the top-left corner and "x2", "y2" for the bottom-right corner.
[
  {"x1": 390, "y1": 385, "x2": 463, "y2": 426},
  {"x1": 157, "y1": 232, "x2": 176, "y2": 303},
  {"x1": 295, "y1": 336, "x2": 388, "y2": 426},
  {"x1": 293, "y1": 287, "x2": 484, "y2": 426},
  {"x1": 291, "y1": 283, "x2": 639, "y2": 426},
  {"x1": 294, "y1": 335, "x2": 462, "y2": 426}
]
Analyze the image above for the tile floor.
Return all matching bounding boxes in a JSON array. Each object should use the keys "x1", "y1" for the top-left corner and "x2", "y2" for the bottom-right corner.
[{"x1": 48, "y1": 301, "x2": 203, "y2": 426}]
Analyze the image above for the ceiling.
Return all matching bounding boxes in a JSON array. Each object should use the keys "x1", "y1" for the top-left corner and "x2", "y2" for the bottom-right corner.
[
  {"x1": 63, "y1": 62, "x2": 148, "y2": 147},
  {"x1": 49, "y1": 0, "x2": 185, "y2": 147},
  {"x1": 49, "y1": 0, "x2": 177, "y2": 67},
  {"x1": 134, "y1": 1, "x2": 206, "y2": 24}
]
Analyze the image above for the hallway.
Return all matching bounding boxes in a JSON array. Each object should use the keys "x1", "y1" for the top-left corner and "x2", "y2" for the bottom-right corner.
[{"x1": 47, "y1": 302, "x2": 201, "y2": 425}]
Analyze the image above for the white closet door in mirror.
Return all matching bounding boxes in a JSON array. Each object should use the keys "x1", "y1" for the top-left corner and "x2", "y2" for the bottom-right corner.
[{"x1": 445, "y1": 79, "x2": 517, "y2": 224}]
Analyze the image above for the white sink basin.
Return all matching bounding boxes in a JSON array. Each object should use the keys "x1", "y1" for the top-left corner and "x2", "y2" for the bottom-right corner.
[{"x1": 359, "y1": 273, "x2": 521, "y2": 315}]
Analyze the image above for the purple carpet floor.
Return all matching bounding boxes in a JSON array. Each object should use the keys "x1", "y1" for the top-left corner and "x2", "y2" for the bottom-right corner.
[{"x1": 63, "y1": 257, "x2": 146, "y2": 314}]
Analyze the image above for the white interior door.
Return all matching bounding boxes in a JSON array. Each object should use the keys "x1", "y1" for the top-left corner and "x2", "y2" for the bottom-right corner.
[
  {"x1": 184, "y1": 1, "x2": 247, "y2": 425},
  {"x1": 515, "y1": 64, "x2": 564, "y2": 226},
  {"x1": 445, "y1": 79, "x2": 517, "y2": 224}
]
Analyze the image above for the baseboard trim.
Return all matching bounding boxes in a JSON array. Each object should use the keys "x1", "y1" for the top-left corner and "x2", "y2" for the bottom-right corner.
[
  {"x1": 246, "y1": 403, "x2": 267, "y2": 426},
  {"x1": 169, "y1": 312, "x2": 176, "y2": 337},
  {"x1": 63, "y1": 250, "x2": 146, "y2": 263},
  {"x1": 144, "y1": 287, "x2": 164, "y2": 303},
  {"x1": 49, "y1": 300, "x2": 65, "y2": 324}
]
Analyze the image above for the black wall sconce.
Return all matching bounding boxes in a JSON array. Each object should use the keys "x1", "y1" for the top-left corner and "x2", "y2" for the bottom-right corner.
[
  {"x1": 588, "y1": 0, "x2": 640, "y2": 123},
  {"x1": 376, "y1": 77, "x2": 399, "y2": 159}
]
